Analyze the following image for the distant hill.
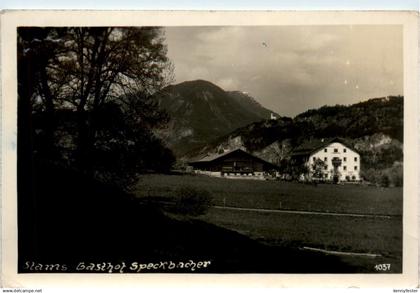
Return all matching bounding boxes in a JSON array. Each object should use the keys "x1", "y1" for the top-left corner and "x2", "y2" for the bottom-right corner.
[
  {"x1": 186, "y1": 96, "x2": 403, "y2": 185},
  {"x1": 155, "y1": 80, "x2": 278, "y2": 156},
  {"x1": 294, "y1": 96, "x2": 403, "y2": 142}
]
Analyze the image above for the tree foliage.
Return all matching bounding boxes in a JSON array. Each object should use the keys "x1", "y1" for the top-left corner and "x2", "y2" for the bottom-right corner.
[
  {"x1": 361, "y1": 162, "x2": 403, "y2": 187},
  {"x1": 18, "y1": 27, "x2": 175, "y2": 188},
  {"x1": 311, "y1": 158, "x2": 327, "y2": 180},
  {"x1": 295, "y1": 97, "x2": 403, "y2": 141},
  {"x1": 283, "y1": 158, "x2": 309, "y2": 180}
]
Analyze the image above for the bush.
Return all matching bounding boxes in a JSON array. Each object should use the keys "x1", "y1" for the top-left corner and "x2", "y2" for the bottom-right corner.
[
  {"x1": 174, "y1": 185, "x2": 213, "y2": 216},
  {"x1": 361, "y1": 163, "x2": 403, "y2": 188},
  {"x1": 388, "y1": 163, "x2": 403, "y2": 187},
  {"x1": 360, "y1": 168, "x2": 378, "y2": 184},
  {"x1": 380, "y1": 174, "x2": 390, "y2": 187}
]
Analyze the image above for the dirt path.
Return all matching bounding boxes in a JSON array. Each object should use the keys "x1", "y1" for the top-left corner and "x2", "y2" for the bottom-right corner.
[{"x1": 213, "y1": 205, "x2": 395, "y2": 219}]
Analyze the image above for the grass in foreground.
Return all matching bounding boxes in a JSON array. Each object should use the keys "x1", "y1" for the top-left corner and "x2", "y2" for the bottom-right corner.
[
  {"x1": 200, "y1": 208, "x2": 402, "y2": 256},
  {"x1": 199, "y1": 208, "x2": 402, "y2": 273}
]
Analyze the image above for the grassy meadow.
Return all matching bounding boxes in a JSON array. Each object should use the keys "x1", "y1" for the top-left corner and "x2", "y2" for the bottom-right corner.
[
  {"x1": 134, "y1": 174, "x2": 402, "y2": 216},
  {"x1": 200, "y1": 209, "x2": 402, "y2": 269},
  {"x1": 133, "y1": 173, "x2": 403, "y2": 271}
]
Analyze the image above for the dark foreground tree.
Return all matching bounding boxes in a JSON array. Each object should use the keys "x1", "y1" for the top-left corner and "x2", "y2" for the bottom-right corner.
[{"x1": 18, "y1": 27, "x2": 174, "y2": 188}]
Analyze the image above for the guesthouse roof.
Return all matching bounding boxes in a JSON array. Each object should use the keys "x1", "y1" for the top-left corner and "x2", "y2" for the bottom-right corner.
[{"x1": 291, "y1": 137, "x2": 357, "y2": 157}]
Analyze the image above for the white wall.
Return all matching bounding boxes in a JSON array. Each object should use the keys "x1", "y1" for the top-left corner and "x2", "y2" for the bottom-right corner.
[
  {"x1": 194, "y1": 170, "x2": 222, "y2": 177},
  {"x1": 307, "y1": 142, "x2": 361, "y2": 181},
  {"x1": 194, "y1": 170, "x2": 265, "y2": 180}
]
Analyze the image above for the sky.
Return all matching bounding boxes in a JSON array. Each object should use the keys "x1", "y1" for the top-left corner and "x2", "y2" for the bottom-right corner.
[{"x1": 164, "y1": 26, "x2": 403, "y2": 117}]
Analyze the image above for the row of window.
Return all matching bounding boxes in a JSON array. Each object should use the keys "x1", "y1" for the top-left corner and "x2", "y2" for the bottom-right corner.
[
  {"x1": 316, "y1": 165, "x2": 358, "y2": 171},
  {"x1": 343, "y1": 166, "x2": 358, "y2": 171},
  {"x1": 313, "y1": 156, "x2": 358, "y2": 162},
  {"x1": 318, "y1": 174, "x2": 357, "y2": 180},
  {"x1": 324, "y1": 148, "x2": 347, "y2": 153}
]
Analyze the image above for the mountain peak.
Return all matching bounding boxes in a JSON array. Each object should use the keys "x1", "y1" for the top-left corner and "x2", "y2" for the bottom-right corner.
[
  {"x1": 174, "y1": 79, "x2": 225, "y2": 92},
  {"x1": 155, "y1": 79, "x2": 277, "y2": 156},
  {"x1": 227, "y1": 90, "x2": 279, "y2": 120},
  {"x1": 229, "y1": 90, "x2": 249, "y2": 95}
]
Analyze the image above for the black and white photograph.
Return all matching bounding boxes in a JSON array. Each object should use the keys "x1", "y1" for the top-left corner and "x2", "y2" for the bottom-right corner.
[{"x1": 2, "y1": 10, "x2": 418, "y2": 287}]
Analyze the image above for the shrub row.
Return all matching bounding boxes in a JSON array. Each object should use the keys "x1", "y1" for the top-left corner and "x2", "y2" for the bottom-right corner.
[{"x1": 361, "y1": 162, "x2": 403, "y2": 187}]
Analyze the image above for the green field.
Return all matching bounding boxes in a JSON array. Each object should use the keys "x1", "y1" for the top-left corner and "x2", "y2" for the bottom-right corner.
[
  {"x1": 134, "y1": 174, "x2": 402, "y2": 216},
  {"x1": 201, "y1": 209, "x2": 401, "y2": 256},
  {"x1": 134, "y1": 174, "x2": 402, "y2": 271}
]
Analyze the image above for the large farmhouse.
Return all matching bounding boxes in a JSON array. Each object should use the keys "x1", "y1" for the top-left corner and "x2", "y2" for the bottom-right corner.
[
  {"x1": 291, "y1": 138, "x2": 361, "y2": 182},
  {"x1": 188, "y1": 148, "x2": 278, "y2": 180}
]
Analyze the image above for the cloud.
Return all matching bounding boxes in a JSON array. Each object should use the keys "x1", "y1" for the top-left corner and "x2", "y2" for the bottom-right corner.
[{"x1": 165, "y1": 25, "x2": 402, "y2": 117}]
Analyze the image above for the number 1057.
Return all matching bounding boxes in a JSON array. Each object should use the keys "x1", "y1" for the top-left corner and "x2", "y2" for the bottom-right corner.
[{"x1": 374, "y1": 264, "x2": 391, "y2": 271}]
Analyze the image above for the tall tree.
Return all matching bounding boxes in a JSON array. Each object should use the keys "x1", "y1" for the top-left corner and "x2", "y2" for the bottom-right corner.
[
  {"x1": 18, "y1": 27, "x2": 174, "y2": 187},
  {"x1": 18, "y1": 28, "x2": 70, "y2": 158}
]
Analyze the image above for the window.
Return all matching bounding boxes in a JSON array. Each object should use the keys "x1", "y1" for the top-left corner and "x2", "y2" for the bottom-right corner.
[
  {"x1": 352, "y1": 175, "x2": 356, "y2": 180},
  {"x1": 354, "y1": 166, "x2": 358, "y2": 171},
  {"x1": 354, "y1": 157, "x2": 358, "y2": 162},
  {"x1": 343, "y1": 157, "x2": 347, "y2": 162},
  {"x1": 343, "y1": 166, "x2": 347, "y2": 171},
  {"x1": 324, "y1": 165, "x2": 327, "y2": 170},
  {"x1": 324, "y1": 148, "x2": 327, "y2": 152},
  {"x1": 343, "y1": 148, "x2": 347, "y2": 153},
  {"x1": 313, "y1": 157, "x2": 316, "y2": 162},
  {"x1": 324, "y1": 157, "x2": 327, "y2": 162},
  {"x1": 334, "y1": 148, "x2": 338, "y2": 153}
]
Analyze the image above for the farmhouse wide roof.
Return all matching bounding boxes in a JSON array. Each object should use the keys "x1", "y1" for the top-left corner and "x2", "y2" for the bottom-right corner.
[
  {"x1": 189, "y1": 148, "x2": 279, "y2": 169},
  {"x1": 190, "y1": 148, "x2": 242, "y2": 163}
]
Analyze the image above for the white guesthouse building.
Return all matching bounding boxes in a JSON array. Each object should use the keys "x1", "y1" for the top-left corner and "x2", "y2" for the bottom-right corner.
[{"x1": 291, "y1": 138, "x2": 361, "y2": 182}]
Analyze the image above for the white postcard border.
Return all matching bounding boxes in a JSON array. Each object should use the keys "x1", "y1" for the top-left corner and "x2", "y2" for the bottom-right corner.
[{"x1": 1, "y1": 10, "x2": 418, "y2": 288}]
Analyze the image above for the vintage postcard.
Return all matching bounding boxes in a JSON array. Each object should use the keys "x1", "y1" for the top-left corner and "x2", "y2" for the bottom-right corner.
[{"x1": 1, "y1": 10, "x2": 418, "y2": 288}]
